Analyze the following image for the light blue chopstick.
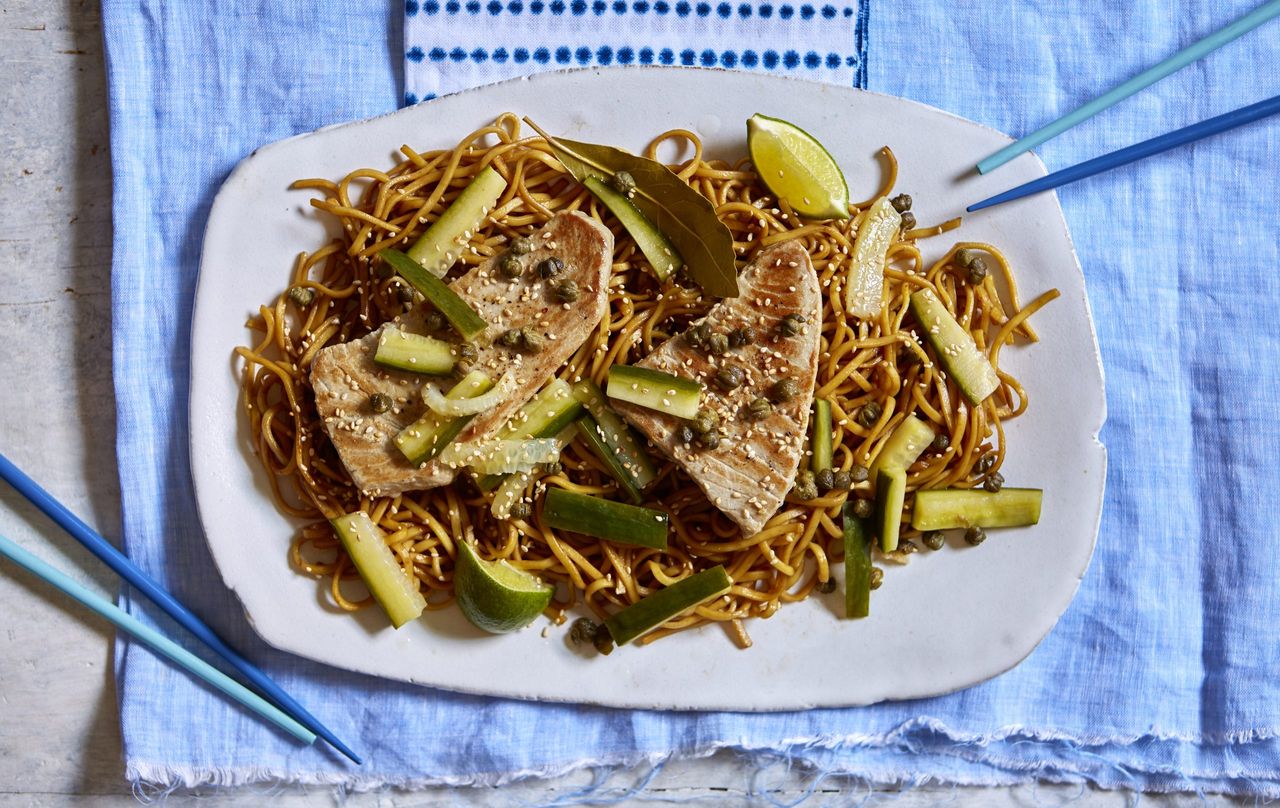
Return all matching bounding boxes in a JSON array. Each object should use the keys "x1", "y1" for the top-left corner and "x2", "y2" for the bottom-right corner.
[
  {"x1": 0, "y1": 532, "x2": 315, "y2": 746},
  {"x1": 967, "y1": 93, "x2": 1280, "y2": 212},
  {"x1": 976, "y1": 0, "x2": 1280, "y2": 174},
  {"x1": 0, "y1": 452, "x2": 361, "y2": 764}
]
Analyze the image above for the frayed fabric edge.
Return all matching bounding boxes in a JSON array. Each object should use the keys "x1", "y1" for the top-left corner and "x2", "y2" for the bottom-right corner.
[{"x1": 126, "y1": 718, "x2": 1280, "y2": 799}]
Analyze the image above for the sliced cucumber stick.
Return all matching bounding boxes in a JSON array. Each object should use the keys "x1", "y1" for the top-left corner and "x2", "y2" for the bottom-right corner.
[
  {"x1": 406, "y1": 165, "x2": 507, "y2": 277},
  {"x1": 603, "y1": 565, "x2": 732, "y2": 646},
  {"x1": 844, "y1": 196, "x2": 901, "y2": 319},
  {"x1": 330, "y1": 512, "x2": 426, "y2": 629},
  {"x1": 373, "y1": 328, "x2": 455, "y2": 375},
  {"x1": 875, "y1": 468, "x2": 907, "y2": 553},
  {"x1": 606, "y1": 365, "x2": 702, "y2": 420},
  {"x1": 584, "y1": 175, "x2": 682, "y2": 280},
  {"x1": 572, "y1": 379, "x2": 658, "y2": 489},
  {"x1": 543, "y1": 488, "x2": 668, "y2": 549},
  {"x1": 574, "y1": 416, "x2": 645, "y2": 504},
  {"x1": 394, "y1": 371, "x2": 494, "y2": 466},
  {"x1": 476, "y1": 379, "x2": 584, "y2": 491},
  {"x1": 811, "y1": 398, "x2": 833, "y2": 473},
  {"x1": 379, "y1": 248, "x2": 488, "y2": 341},
  {"x1": 912, "y1": 488, "x2": 1042, "y2": 531},
  {"x1": 869, "y1": 415, "x2": 935, "y2": 480},
  {"x1": 910, "y1": 288, "x2": 1000, "y2": 404},
  {"x1": 842, "y1": 502, "x2": 873, "y2": 619}
]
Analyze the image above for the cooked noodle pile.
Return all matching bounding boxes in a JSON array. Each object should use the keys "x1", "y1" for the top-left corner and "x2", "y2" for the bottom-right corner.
[{"x1": 236, "y1": 113, "x2": 1055, "y2": 647}]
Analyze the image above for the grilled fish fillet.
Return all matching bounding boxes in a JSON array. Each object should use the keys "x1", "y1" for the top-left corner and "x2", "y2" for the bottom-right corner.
[
  {"x1": 310, "y1": 211, "x2": 613, "y2": 496},
  {"x1": 612, "y1": 241, "x2": 821, "y2": 537}
]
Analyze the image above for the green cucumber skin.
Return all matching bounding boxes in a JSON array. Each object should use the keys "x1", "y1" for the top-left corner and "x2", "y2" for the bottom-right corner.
[
  {"x1": 395, "y1": 372, "x2": 494, "y2": 466},
  {"x1": 330, "y1": 513, "x2": 426, "y2": 629},
  {"x1": 811, "y1": 398, "x2": 833, "y2": 473},
  {"x1": 574, "y1": 416, "x2": 645, "y2": 504},
  {"x1": 406, "y1": 166, "x2": 507, "y2": 277},
  {"x1": 842, "y1": 502, "x2": 873, "y2": 619},
  {"x1": 373, "y1": 330, "x2": 456, "y2": 375},
  {"x1": 572, "y1": 379, "x2": 659, "y2": 489},
  {"x1": 477, "y1": 380, "x2": 584, "y2": 491},
  {"x1": 909, "y1": 289, "x2": 1000, "y2": 405},
  {"x1": 583, "y1": 176, "x2": 682, "y2": 280},
  {"x1": 379, "y1": 249, "x2": 488, "y2": 341},
  {"x1": 869, "y1": 415, "x2": 935, "y2": 480},
  {"x1": 603, "y1": 565, "x2": 732, "y2": 646},
  {"x1": 911, "y1": 488, "x2": 1043, "y2": 531},
  {"x1": 606, "y1": 365, "x2": 702, "y2": 420},
  {"x1": 543, "y1": 488, "x2": 668, "y2": 549},
  {"x1": 875, "y1": 468, "x2": 907, "y2": 553}
]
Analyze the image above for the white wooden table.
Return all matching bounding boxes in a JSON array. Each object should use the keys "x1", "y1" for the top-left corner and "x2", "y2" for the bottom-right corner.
[{"x1": 0, "y1": 3, "x2": 1237, "y2": 805}]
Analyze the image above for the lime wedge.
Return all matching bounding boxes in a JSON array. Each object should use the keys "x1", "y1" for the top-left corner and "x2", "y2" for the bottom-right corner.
[
  {"x1": 747, "y1": 113, "x2": 850, "y2": 220},
  {"x1": 454, "y1": 541, "x2": 554, "y2": 634}
]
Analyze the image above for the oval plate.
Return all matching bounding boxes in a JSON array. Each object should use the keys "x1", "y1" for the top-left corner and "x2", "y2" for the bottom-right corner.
[{"x1": 190, "y1": 66, "x2": 1106, "y2": 711}]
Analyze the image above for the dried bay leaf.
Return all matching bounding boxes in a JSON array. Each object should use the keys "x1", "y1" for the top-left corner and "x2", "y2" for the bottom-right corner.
[{"x1": 524, "y1": 118, "x2": 739, "y2": 298}]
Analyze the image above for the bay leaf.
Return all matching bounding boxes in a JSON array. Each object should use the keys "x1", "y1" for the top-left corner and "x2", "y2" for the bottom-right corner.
[{"x1": 524, "y1": 118, "x2": 739, "y2": 298}]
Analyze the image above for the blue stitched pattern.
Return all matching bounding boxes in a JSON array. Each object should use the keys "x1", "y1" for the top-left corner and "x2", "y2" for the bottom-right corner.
[
  {"x1": 405, "y1": 44, "x2": 858, "y2": 73},
  {"x1": 411, "y1": 0, "x2": 858, "y2": 16}
]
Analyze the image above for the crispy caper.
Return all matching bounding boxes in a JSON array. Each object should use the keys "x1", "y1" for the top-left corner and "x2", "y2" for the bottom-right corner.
[
  {"x1": 369, "y1": 393, "x2": 392, "y2": 414},
  {"x1": 695, "y1": 430, "x2": 721, "y2": 450},
  {"x1": 922, "y1": 530, "x2": 945, "y2": 551},
  {"x1": 900, "y1": 211, "x2": 917, "y2": 231},
  {"x1": 728, "y1": 325, "x2": 756, "y2": 348},
  {"x1": 769, "y1": 378, "x2": 798, "y2": 403},
  {"x1": 832, "y1": 470, "x2": 853, "y2": 491},
  {"x1": 707, "y1": 332, "x2": 730, "y2": 356},
  {"x1": 967, "y1": 255, "x2": 990, "y2": 284},
  {"x1": 715, "y1": 366, "x2": 745, "y2": 391},
  {"x1": 779, "y1": 313, "x2": 805, "y2": 337},
  {"x1": 498, "y1": 253, "x2": 523, "y2": 279},
  {"x1": 686, "y1": 322, "x2": 711, "y2": 349},
  {"x1": 852, "y1": 497, "x2": 874, "y2": 519},
  {"x1": 890, "y1": 193, "x2": 913, "y2": 213},
  {"x1": 693, "y1": 408, "x2": 720, "y2": 433},
  {"x1": 955, "y1": 248, "x2": 977, "y2": 267},
  {"x1": 374, "y1": 260, "x2": 396, "y2": 280},
  {"x1": 983, "y1": 471, "x2": 1005, "y2": 493},
  {"x1": 896, "y1": 539, "x2": 919, "y2": 555},
  {"x1": 793, "y1": 470, "x2": 819, "y2": 500},
  {"x1": 849, "y1": 464, "x2": 869, "y2": 484},
  {"x1": 552, "y1": 278, "x2": 580, "y2": 303},
  {"x1": 287, "y1": 286, "x2": 316, "y2": 307},
  {"x1": 396, "y1": 285, "x2": 416, "y2": 304},
  {"x1": 856, "y1": 400, "x2": 882, "y2": 428},
  {"x1": 424, "y1": 311, "x2": 447, "y2": 332},
  {"x1": 815, "y1": 578, "x2": 837, "y2": 594},
  {"x1": 608, "y1": 170, "x2": 637, "y2": 195},
  {"x1": 456, "y1": 342, "x2": 478, "y2": 364},
  {"x1": 568, "y1": 617, "x2": 599, "y2": 646},
  {"x1": 964, "y1": 526, "x2": 987, "y2": 546},
  {"x1": 677, "y1": 424, "x2": 695, "y2": 444},
  {"x1": 519, "y1": 327, "x2": 545, "y2": 353},
  {"x1": 593, "y1": 629, "x2": 615, "y2": 655},
  {"x1": 536, "y1": 256, "x2": 565, "y2": 279},
  {"x1": 508, "y1": 235, "x2": 536, "y2": 255},
  {"x1": 869, "y1": 567, "x2": 884, "y2": 590},
  {"x1": 498, "y1": 328, "x2": 523, "y2": 349},
  {"x1": 747, "y1": 397, "x2": 772, "y2": 420},
  {"x1": 815, "y1": 468, "x2": 836, "y2": 493},
  {"x1": 543, "y1": 460, "x2": 563, "y2": 475},
  {"x1": 932, "y1": 433, "x2": 951, "y2": 452},
  {"x1": 975, "y1": 453, "x2": 997, "y2": 473},
  {"x1": 509, "y1": 501, "x2": 532, "y2": 519}
]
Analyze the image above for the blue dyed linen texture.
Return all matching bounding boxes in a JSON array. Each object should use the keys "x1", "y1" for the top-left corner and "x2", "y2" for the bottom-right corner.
[{"x1": 103, "y1": 0, "x2": 1280, "y2": 796}]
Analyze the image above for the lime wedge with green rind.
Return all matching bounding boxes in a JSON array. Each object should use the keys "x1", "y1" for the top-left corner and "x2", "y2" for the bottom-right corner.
[
  {"x1": 747, "y1": 113, "x2": 850, "y2": 220},
  {"x1": 455, "y1": 541, "x2": 554, "y2": 634}
]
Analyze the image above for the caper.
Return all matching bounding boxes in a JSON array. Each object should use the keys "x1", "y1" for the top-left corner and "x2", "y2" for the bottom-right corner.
[
  {"x1": 975, "y1": 453, "x2": 997, "y2": 473},
  {"x1": 498, "y1": 328, "x2": 523, "y2": 349},
  {"x1": 374, "y1": 260, "x2": 396, "y2": 280},
  {"x1": 849, "y1": 464, "x2": 869, "y2": 484},
  {"x1": 593, "y1": 629, "x2": 615, "y2": 655},
  {"x1": 869, "y1": 567, "x2": 883, "y2": 590},
  {"x1": 779, "y1": 313, "x2": 805, "y2": 337},
  {"x1": 608, "y1": 170, "x2": 637, "y2": 195},
  {"x1": 728, "y1": 325, "x2": 756, "y2": 348},
  {"x1": 542, "y1": 460, "x2": 564, "y2": 475},
  {"x1": 922, "y1": 530, "x2": 945, "y2": 551},
  {"x1": 519, "y1": 327, "x2": 545, "y2": 353},
  {"x1": 966, "y1": 255, "x2": 990, "y2": 284},
  {"x1": 686, "y1": 322, "x2": 711, "y2": 349},
  {"x1": 693, "y1": 408, "x2": 720, "y2": 433},
  {"x1": 964, "y1": 526, "x2": 987, "y2": 546},
  {"x1": 707, "y1": 332, "x2": 730, "y2": 356},
  {"x1": 369, "y1": 393, "x2": 392, "y2": 414},
  {"x1": 508, "y1": 235, "x2": 536, "y2": 255},
  {"x1": 832, "y1": 470, "x2": 853, "y2": 491},
  {"x1": 568, "y1": 617, "x2": 599, "y2": 646},
  {"x1": 955, "y1": 248, "x2": 977, "y2": 267},
  {"x1": 856, "y1": 400, "x2": 882, "y2": 428},
  {"x1": 715, "y1": 366, "x2": 745, "y2": 391},
  {"x1": 983, "y1": 471, "x2": 1005, "y2": 493},
  {"x1": 932, "y1": 433, "x2": 951, "y2": 452},
  {"x1": 793, "y1": 470, "x2": 818, "y2": 500},
  {"x1": 852, "y1": 497, "x2": 874, "y2": 519},
  {"x1": 890, "y1": 193, "x2": 913, "y2": 213},
  {"x1": 815, "y1": 578, "x2": 837, "y2": 594},
  {"x1": 747, "y1": 397, "x2": 772, "y2": 420},
  {"x1": 552, "y1": 278, "x2": 580, "y2": 303},
  {"x1": 456, "y1": 342, "x2": 479, "y2": 364},
  {"x1": 509, "y1": 501, "x2": 532, "y2": 519},
  {"x1": 815, "y1": 468, "x2": 836, "y2": 493},
  {"x1": 536, "y1": 256, "x2": 565, "y2": 279},
  {"x1": 695, "y1": 430, "x2": 721, "y2": 450},
  {"x1": 900, "y1": 211, "x2": 917, "y2": 231},
  {"x1": 396, "y1": 285, "x2": 416, "y2": 304},
  {"x1": 287, "y1": 286, "x2": 316, "y2": 307},
  {"x1": 769, "y1": 378, "x2": 798, "y2": 403},
  {"x1": 896, "y1": 539, "x2": 918, "y2": 555},
  {"x1": 498, "y1": 253, "x2": 523, "y2": 279},
  {"x1": 677, "y1": 424, "x2": 695, "y2": 444},
  {"x1": 424, "y1": 311, "x2": 447, "y2": 333}
]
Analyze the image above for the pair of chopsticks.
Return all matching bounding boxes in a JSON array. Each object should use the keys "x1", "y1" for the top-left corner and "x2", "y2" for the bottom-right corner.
[
  {"x1": 0, "y1": 452, "x2": 361, "y2": 764},
  {"x1": 969, "y1": 0, "x2": 1280, "y2": 211}
]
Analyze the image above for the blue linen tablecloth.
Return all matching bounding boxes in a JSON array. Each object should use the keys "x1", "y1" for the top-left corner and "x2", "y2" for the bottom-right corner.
[{"x1": 104, "y1": 0, "x2": 1280, "y2": 797}]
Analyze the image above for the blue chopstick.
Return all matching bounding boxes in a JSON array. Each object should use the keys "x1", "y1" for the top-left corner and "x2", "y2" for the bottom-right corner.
[
  {"x1": 976, "y1": 0, "x2": 1280, "y2": 173},
  {"x1": 968, "y1": 93, "x2": 1280, "y2": 213},
  {"x1": 0, "y1": 452, "x2": 362, "y2": 765},
  {"x1": 0, "y1": 533, "x2": 315, "y2": 746}
]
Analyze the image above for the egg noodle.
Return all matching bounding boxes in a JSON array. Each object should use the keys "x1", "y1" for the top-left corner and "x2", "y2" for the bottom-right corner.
[{"x1": 235, "y1": 113, "x2": 1057, "y2": 648}]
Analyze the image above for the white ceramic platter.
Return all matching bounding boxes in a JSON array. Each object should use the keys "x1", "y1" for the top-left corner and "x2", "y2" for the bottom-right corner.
[{"x1": 190, "y1": 67, "x2": 1106, "y2": 711}]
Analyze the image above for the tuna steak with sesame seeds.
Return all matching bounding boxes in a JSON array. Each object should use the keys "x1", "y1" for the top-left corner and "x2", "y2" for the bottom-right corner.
[
  {"x1": 310, "y1": 210, "x2": 613, "y2": 497},
  {"x1": 611, "y1": 241, "x2": 821, "y2": 537}
]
